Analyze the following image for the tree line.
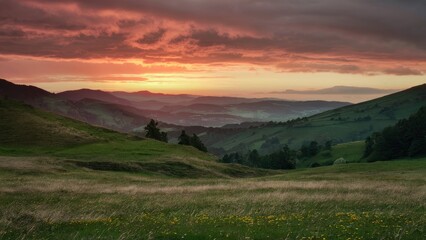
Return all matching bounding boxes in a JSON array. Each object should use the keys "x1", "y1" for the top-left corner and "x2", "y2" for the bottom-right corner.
[
  {"x1": 220, "y1": 140, "x2": 332, "y2": 170},
  {"x1": 363, "y1": 106, "x2": 426, "y2": 161},
  {"x1": 220, "y1": 145, "x2": 296, "y2": 170}
]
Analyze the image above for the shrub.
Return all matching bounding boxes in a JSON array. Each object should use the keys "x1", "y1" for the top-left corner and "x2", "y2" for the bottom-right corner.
[{"x1": 334, "y1": 157, "x2": 346, "y2": 165}]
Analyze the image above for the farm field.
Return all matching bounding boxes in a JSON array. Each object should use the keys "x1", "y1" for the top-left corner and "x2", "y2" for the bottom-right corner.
[{"x1": 0, "y1": 157, "x2": 424, "y2": 239}]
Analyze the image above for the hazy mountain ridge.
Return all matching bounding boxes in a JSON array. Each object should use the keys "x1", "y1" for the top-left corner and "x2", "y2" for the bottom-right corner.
[
  {"x1": 58, "y1": 89, "x2": 133, "y2": 106},
  {"x1": 279, "y1": 86, "x2": 399, "y2": 95},
  {"x1": 63, "y1": 88, "x2": 350, "y2": 126},
  {"x1": 0, "y1": 79, "x2": 350, "y2": 128}
]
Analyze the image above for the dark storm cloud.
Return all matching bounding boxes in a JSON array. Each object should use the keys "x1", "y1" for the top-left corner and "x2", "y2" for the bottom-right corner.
[{"x1": 0, "y1": 0, "x2": 425, "y2": 74}]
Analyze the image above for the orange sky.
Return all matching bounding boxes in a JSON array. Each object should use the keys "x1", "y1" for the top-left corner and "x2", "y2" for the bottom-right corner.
[{"x1": 0, "y1": 0, "x2": 425, "y2": 102}]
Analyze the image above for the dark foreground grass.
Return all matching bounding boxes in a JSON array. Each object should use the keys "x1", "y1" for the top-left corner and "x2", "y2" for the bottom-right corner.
[{"x1": 0, "y1": 157, "x2": 425, "y2": 239}]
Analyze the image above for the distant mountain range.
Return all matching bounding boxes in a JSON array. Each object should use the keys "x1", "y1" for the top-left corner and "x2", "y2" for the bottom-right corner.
[
  {"x1": 1, "y1": 78, "x2": 425, "y2": 157},
  {"x1": 277, "y1": 86, "x2": 398, "y2": 95},
  {"x1": 0, "y1": 79, "x2": 350, "y2": 128}
]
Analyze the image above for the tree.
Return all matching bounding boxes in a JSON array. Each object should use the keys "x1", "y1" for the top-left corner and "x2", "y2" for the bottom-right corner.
[
  {"x1": 178, "y1": 130, "x2": 208, "y2": 152},
  {"x1": 178, "y1": 130, "x2": 191, "y2": 145},
  {"x1": 190, "y1": 134, "x2": 207, "y2": 152},
  {"x1": 309, "y1": 141, "x2": 319, "y2": 156},
  {"x1": 268, "y1": 145, "x2": 296, "y2": 169},
  {"x1": 144, "y1": 119, "x2": 168, "y2": 142},
  {"x1": 324, "y1": 140, "x2": 332, "y2": 151},
  {"x1": 363, "y1": 136, "x2": 374, "y2": 158},
  {"x1": 300, "y1": 144, "x2": 310, "y2": 157},
  {"x1": 225, "y1": 152, "x2": 243, "y2": 164},
  {"x1": 408, "y1": 138, "x2": 425, "y2": 157},
  {"x1": 221, "y1": 154, "x2": 231, "y2": 163},
  {"x1": 161, "y1": 132, "x2": 168, "y2": 143},
  {"x1": 247, "y1": 149, "x2": 260, "y2": 167}
]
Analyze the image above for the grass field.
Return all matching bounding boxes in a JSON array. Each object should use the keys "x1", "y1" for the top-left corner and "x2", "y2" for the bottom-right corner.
[{"x1": 0, "y1": 157, "x2": 424, "y2": 239}]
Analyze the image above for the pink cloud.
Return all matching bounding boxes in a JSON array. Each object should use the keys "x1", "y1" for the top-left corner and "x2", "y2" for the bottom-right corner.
[{"x1": 0, "y1": 0, "x2": 425, "y2": 76}]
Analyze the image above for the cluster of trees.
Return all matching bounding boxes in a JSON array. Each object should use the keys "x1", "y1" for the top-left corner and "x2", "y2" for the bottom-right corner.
[
  {"x1": 300, "y1": 140, "x2": 331, "y2": 158},
  {"x1": 363, "y1": 106, "x2": 426, "y2": 161},
  {"x1": 178, "y1": 130, "x2": 208, "y2": 152},
  {"x1": 220, "y1": 139, "x2": 333, "y2": 170},
  {"x1": 144, "y1": 119, "x2": 168, "y2": 142},
  {"x1": 144, "y1": 120, "x2": 208, "y2": 152},
  {"x1": 220, "y1": 145, "x2": 296, "y2": 170},
  {"x1": 262, "y1": 117, "x2": 309, "y2": 127}
]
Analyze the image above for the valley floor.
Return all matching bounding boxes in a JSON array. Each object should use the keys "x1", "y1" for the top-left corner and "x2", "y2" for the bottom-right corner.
[{"x1": 0, "y1": 156, "x2": 425, "y2": 239}]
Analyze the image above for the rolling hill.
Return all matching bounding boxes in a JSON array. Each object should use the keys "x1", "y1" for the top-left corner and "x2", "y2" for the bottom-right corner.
[
  {"x1": 0, "y1": 98, "x2": 268, "y2": 177},
  {"x1": 0, "y1": 99, "x2": 104, "y2": 149},
  {"x1": 208, "y1": 84, "x2": 426, "y2": 154},
  {"x1": 0, "y1": 79, "x2": 52, "y2": 102},
  {"x1": 74, "y1": 98, "x2": 152, "y2": 132},
  {"x1": 58, "y1": 89, "x2": 132, "y2": 106},
  {"x1": 0, "y1": 79, "x2": 161, "y2": 133}
]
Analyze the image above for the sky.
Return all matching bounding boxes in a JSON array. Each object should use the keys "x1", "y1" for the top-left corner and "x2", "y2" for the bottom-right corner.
[{"x1": 0, "y1": 0, "x2": 425, "y2": 102}]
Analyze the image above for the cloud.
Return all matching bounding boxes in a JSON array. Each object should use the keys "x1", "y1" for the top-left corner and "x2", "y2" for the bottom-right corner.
[
  {"x1": 276, "y1": 62, "x2": 364, "y2": 74},
  {"x1": 383, "y1": 66, "x2": 423, "y2": 76},
  {"x1": 272, "y1": 86, "x2": 399, "y2": 95},
  {"x1": 137, "y1": 29, "x2": 166, "y2": 44},
  {"x1": 0, "y1": 58, "x2": 190, "y2": 83},
  {"x1": 0, "y1": 0, "x2": 425, "y2": 75}
]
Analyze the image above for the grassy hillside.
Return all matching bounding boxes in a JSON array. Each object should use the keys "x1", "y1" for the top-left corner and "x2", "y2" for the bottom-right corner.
[
  {"x1": 298, "y1": 141, "x2": 365, "y2": 168},
  {"x1": 0, "y1": 157, "x2": 424, "y2": 239},
  {"x1": 0, "y1": 99, "x2": 267, "y2": 178},
  {"x1": 0, "y1": 99, "x2": 121, "y2": 149},
  {"x1": 211, "y1": 84, "x2": 426, "y2": 154}
]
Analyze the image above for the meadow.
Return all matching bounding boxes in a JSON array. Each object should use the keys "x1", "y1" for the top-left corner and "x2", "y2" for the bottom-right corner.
[
  {"x1": 0, "y1": 156, "x2": 424, "y2": 240},
  {"x1": 0, "y1": 98, "x2": 425, "y2": 239}
]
